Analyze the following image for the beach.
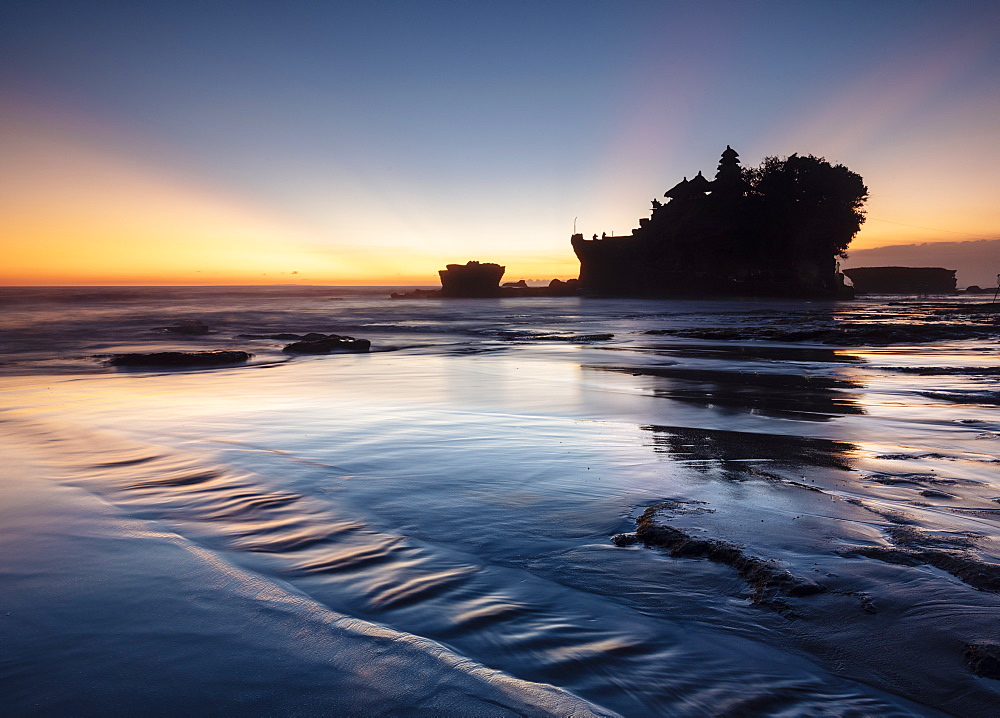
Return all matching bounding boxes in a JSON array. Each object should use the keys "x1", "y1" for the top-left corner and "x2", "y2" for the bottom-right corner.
[{"x1": 1, "y1": 287, "x2": 998, "y2": 716}]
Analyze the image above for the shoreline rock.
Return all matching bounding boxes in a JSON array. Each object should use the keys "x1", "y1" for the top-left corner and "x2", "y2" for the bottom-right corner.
[
  {"x1": 613, "y1": 502, "x2": 825, "y2": 612},
  {"x1": 281, "y1": 334, "x2": 371, "y2": 354},
  {"x1": 106, "y1": 351, "x2": 253, "y2": 367}
]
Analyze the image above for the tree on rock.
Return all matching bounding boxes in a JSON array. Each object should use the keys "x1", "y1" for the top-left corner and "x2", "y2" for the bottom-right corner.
[{"x1": 748, "y1": 155, "x2": 868, "y2": 289}]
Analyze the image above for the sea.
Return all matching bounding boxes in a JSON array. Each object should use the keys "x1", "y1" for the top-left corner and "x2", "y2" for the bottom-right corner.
[{"x1": 1, "y1": 286, "x2": 998, "y2": 717}]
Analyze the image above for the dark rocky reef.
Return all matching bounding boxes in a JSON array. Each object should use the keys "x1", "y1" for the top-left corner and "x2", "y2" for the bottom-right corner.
[
  {"x1": 497, "y1": 278, "x2": 579, "y2": 297},
  {"x1": 281, "y1": 333, "x2": 371, "y2": 354},
  {"x1": 843, "y1": 266, "x2": 957, "y2": 294},
  {"x1": 107, "y1": 351, "x2": 252, "y2": 367},
  {"x1": 614, "y1": 502, "x2": 825, "y2": 610},
  {"x1": 839, "y1": 545, "x2": 1000, "y2": 593},
  {"x1": 837, "y1": 518, "x2": 1000, "y2": 593},
  {"x1": 965, "y1": 642, "x2": 1000, "y2": 680}
]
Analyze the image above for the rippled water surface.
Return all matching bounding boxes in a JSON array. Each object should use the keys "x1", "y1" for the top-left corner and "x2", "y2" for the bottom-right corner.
[{"x1": 1, "y1": 287, "x2": 999, "y2": 716}]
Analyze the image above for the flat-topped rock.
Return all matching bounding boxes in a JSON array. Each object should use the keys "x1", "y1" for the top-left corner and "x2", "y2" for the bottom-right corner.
[{"x1": 439, "y1": 261, "x2": 505, "y2": 298}]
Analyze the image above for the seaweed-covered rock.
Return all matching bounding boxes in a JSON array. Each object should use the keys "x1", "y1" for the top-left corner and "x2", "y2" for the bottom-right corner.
[
  {"x1": 108, "y1": 351, "x2": 252, "y2": 367},
  {"x1": 282, "y1": 334, "x2": 371, "y2": 354},
  {"x1": 964, "y1": 642, "x2": 1000, "y2": 680}
]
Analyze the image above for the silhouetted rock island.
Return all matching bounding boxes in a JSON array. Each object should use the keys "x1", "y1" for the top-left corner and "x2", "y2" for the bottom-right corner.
[
  {"x1": 573, "y1": 147, "x2": 869, "y2": 298},
  {"x1": 842, "y1": 266, "x2": 957, "y2": 294},
  {"x1": 440, "y1": 261, "x2": 505, "y2": 297}
]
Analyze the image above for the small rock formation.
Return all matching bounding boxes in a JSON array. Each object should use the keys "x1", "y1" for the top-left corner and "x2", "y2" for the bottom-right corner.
[
  {"x1": 535, "y1": 278, "x2": 580, "y2": 297},
  {"x1": 439, "y1": 261, "x2": 506, "y2": 298},
  {"x1": 842, "y1": 266, "x2": 957, "y2": 294},
  {"x1": 964, "y1": 642, "x2": 1000, "y2": 680},
  {"x1": 282, "y1": 334, "x2": 371, "y2": 354},
  {"x1": 613, "y1": 502, "x2": 825, "y2": 612},
  {"x1": 389, "y1": 288, "x2": 439, "y2": 299},
  {"x1": 107, "y1": 351, "x2": 252, "y2": 367}
]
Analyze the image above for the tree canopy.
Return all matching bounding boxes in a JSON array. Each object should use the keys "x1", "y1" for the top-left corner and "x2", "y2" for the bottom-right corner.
[{"x1": 746, "y1": 154, "x2": 868, "y2": 258}]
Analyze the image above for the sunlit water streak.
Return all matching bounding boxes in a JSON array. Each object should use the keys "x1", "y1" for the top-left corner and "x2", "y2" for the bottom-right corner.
[{"x1": 1, "y1": 287, "x2": 998, "y2": 716}]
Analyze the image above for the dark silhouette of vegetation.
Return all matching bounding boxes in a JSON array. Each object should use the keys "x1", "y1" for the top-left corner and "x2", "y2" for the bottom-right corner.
[
  {"x1": 573, "y1": 148, "x2": 869, "y2": 297},
  {"x1": 749, "y1": 154, "x2": 868, "y2": 288}
]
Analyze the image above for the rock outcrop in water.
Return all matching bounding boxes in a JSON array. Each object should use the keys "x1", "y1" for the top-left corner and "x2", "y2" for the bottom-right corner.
[
  {"x1": 439, "y1": 261, "x2": 506, "y2": 298},
  {"x1": 282, "y1": 334, "x2": 371, "y2": 353},
  {"x1": 613, "y1": 502, "x2": 826, "y2": 612},
  {"x1": 965, "y1": 642, "x2": 1000, "y2": 680},
  {"x1": 842, "y1": 266, "x2": 957, "y2": 294},
  {"x1": 573, "y1": 147, "x2": 867, "y2": 298}
]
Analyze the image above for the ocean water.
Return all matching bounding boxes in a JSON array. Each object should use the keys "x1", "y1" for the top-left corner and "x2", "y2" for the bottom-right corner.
[{"x1": 1, "y1": 286, "x2": 998, "y2": 716}]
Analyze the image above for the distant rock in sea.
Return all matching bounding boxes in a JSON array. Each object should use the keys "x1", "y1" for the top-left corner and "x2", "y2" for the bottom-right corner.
[{"x1": 842, "y1": 266, "x2": 957, "y2": 294}]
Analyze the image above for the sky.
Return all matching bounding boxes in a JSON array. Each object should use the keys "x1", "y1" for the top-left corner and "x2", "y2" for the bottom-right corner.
[{"x1": 2, "y1": 0, "x2": 998, "y2": 286}]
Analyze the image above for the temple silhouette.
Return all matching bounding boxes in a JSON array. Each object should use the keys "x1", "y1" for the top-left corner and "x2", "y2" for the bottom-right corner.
[{"x1": 572, "y1": 147, "x2": 865, "y2": 297}]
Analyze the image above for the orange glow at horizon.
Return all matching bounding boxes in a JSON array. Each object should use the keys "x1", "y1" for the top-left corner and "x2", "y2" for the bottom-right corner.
[
  {"x1": 0, "y1": 113, "x2": 579, "y2": 286},
  {"x1": 2, "y1": 93, "x2": 995, "y2": 287}
]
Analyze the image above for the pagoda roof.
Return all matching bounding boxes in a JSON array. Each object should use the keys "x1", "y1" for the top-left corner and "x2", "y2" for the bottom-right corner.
[
  {"x1": 686, "y1": 171, "x2": 713, "y2": 192},
  {"x1": 664, "y1": 177, "x2": 690, "y2": 198},
  {"x1": 721, "y1": 145, "x2": 739, "y2": 159}
]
